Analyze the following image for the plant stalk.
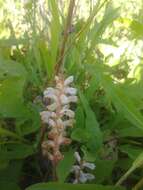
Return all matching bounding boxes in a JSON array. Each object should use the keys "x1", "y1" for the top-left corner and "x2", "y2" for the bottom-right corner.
[
  {"x1": 55, "y1": 0, "x2": 76, "y2": 75},
  {"x1": 132, "y1": 177, "x2": 143, "y2": 190},
  {"x1": 55, "y1": 0, "x2": 109, "y2": 70},
  {"x1": 115, "y1": 167, "x2": 134, "y2": 186}
]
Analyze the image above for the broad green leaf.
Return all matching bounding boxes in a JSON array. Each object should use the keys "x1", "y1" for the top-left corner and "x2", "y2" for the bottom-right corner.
[
  {"x1": 96, "y1": 73, "x2": 143, "y2": 131},
  {"x1": 75, "y1": 105, "x2": 85, "y2": 129},
  {"x1": 57, "y1": 149, "x2": 75, "y2": 182},
  {"x1": 0, "y1": 143, "x2": 35, "y2": 160},
  {"x1": 71, "y1": 105, "x2": 89, "y2": 142},
  {"x1": 0, "y1": 60, "x2": 27, "y2": 117},
  {"x1": 16, "y1": 104, "x2": 40, "y2": 135},
  {"x1": 0, "y1": 160, "x2": 22, "y2": 190},
  {"x1": 26, "y1": 182, "x2": 125, "y2": 190},
  {"x1": 0, "y1": 182, "x2": 20, "y2": 190},
  {"x1": 79, "y1": 92, "x2": 103, "y2": 151},
  {"x1": 71, "y1": 128, "x2": 91, "y2": 143},
  {"x1": 72, "y1": 92, "x2": 102, "y2": 153},
  {"x1": 109, "y1": 85, "x2": 143, "y2": 131},
  {"x1": 0, "y1": 59, "x2": 26, "y2": 79},
  {"x1": 95, "y1": 159, "x2": 116, "y2": 183},
  {"x1": 85, "y1": 76, "x2": 98, "y2": 100}
]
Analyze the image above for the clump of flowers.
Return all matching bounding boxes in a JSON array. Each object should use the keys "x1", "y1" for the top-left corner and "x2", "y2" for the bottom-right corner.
[
  {"x1": 71, "y1": 152, "x2": 95, "y2": 184},
  {"x1": 40, "y1": 75, "x2": 77, "y2": 165}
]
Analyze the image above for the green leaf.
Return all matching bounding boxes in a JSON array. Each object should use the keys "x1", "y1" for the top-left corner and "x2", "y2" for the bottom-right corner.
[
  {"x1": 96, "y1": 73, "x2": 143, "y2": 132},
  {"x1": 119, "y1": 145, "x2": 143, "y2": 160},
  {"x1": 71, "y1": 105, "x2": 88, "y2": 142},
  {"x1": 85, "y1": 76, "x2": 98, "y2": 100},
  {"x1": 0, "y1": 59, "x2": 27, "y2": 117},
  {"x1": 0, "y1": 182, "x2": 20, "y2": 190},
  {"x1": 118, "y1": 18, "x2": 143, "y2": 39},
  {"x1": 0, "y1": 127, "x2": 25, "y2": 141},
  {"x1": 75, "y1": 105, "x2": 85, "y2": 129},
  {"x1": 0, "y1": 38, "x2": 28, "y2": 47},
  {"x1": 79, "y1": 92, "x2": 103, "y2": 151},
  {"x1": 0, "y1": 160, "x2": 22, "y2": 190},
  {"x1": 72, "y1": 91, "x2": 102, "y2": 154},
  {"x1": 0, "y1": 143, "x2": 35, "y2": 160},
  {"x1": 118, "y1": 125, "x2": 143, "y2": 137},
  {"x1": 87, "y1": 4, "x2": 119, "y2": 51},
  {"x1": 95, "y1": 159, "x2": 116, "y2": 183},
  {"x1": 26, "y1": 182, "x2": 125, "y2": 190},
  {"x1": 16, "y1": 104, "x2": 40, "y2": 135},
  {"x1": 71, "y1": 128, "x2": 91, "y2": 143},
  {"x1": 57, "y1": 149, "x2": 75, "y2": 182},
  {"x1": 48, "y1": 0, "x2": 61, "y2": 77}
]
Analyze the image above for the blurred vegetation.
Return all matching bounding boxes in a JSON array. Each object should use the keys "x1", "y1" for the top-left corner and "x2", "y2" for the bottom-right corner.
[{"x1": 0, "y1": 0, "x2": 143, "y2": 190}]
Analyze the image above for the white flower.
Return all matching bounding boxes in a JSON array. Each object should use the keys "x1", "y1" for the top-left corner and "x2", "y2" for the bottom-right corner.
[
  {"x1": 47, "y1": 103, "x2": 57, "y2": 111},
  {"x1": 71, "y1": 165, "x2": 80, "y2": 172},
  {"x1": 74, "y1": 151, "x2": 81, "y2": 163},
  {"x1": 71, "y1": 151, "x2": 95, "y2": 184},
  {"x1": 64, "y1": 76, "x2": 74, "y2": 86},
  {"x1": 44, "y1": 87, "x2": 55, "y2": 97},
  {"x1": 63, "y1": 119, "x2": 74, "y2": 127},
  {"x1": 40, "y1": 75, "x2": 77, "y2": 163},
  {"x1": 79, "y1": 171, "x2": 87, "y2": 183},
  {"x1": 73, "y1": 171, "x2": 95, "y2": 184},
  {"x1": 84, "y1": 173, "x2": 95, "y2": 180},
  {"x1": 61, "y1": 109, "x2": 75, "y2": 118},
  {"x1": 40, "y1": 111, "x2": 51, "y2": 123},
  {"x1": 65, "y1": 87, "x2": 77, "y2": 95},
  {"x1": 45, "y1": 94, "x2": 57, "y2": 102},
  {"x1": 44, "y1": 88, "x2": 58, "y2": 102},
  {"x1": 68, "y1": 96, "x2": 78, "y2": 103},
  {"x1": 56, "y1": 118, "x2": 63, "y2": 127},
  {"x1": 48, "y1": 119, "x2": 56, "y2": 127},
  {"x1": 50, "y1": 112, "x2": 57, "y2": 118},
  {"x1": 73, "y1": 179, "x2": 78, "y2": 184},
  {"x1": 82, "y1": 162, "x2": 96, "y2": 170},
  {"x1": 60, "y1": 94, "x2": 69, "y2": 104}
]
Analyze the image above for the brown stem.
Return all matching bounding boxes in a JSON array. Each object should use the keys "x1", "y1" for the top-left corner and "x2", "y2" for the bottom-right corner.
[
  {"x1": 39, "y1": 124, "x2": 47, "y2": 147},
  {"x1": 55, "y1": 0, "x2": 76, "y2": 75},
  {"x1": 52, "y1": 161, "x2": 58, "y2": 181}
]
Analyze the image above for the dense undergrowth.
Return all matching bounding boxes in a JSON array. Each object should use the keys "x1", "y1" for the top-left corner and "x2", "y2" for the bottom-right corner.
[{"x1": 0, "y1": 0, "x2": 143, "y2": 190}]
